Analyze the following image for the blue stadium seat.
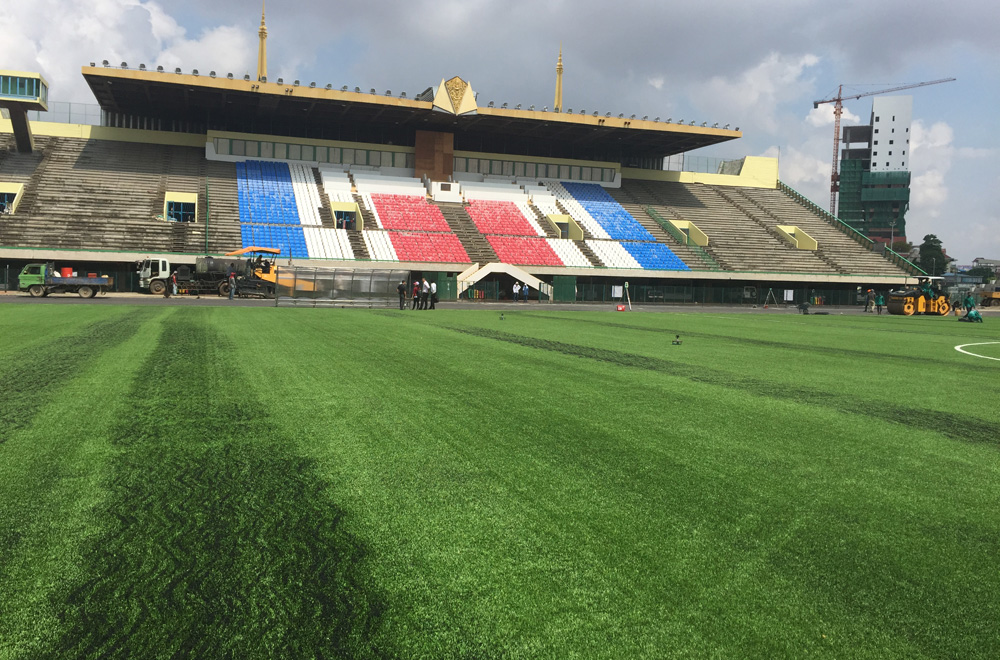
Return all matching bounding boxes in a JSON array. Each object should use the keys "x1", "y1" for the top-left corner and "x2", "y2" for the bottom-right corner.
[
  {"x1": 561, "y1": 182, "x2": 656, "y2": 242},
  {"x1": 620, "y1": 241, "x2": 690, "y2": 271}
]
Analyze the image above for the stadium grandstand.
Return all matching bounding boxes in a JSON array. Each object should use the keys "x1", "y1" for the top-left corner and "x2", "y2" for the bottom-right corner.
[{"x1": 0, "y1": 13, "x2": 924, "y2": 303}]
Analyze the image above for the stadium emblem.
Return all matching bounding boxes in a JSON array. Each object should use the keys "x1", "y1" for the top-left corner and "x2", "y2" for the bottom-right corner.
[{"x1": 433, "y1": 76, "x2": 478, "y2": 115}]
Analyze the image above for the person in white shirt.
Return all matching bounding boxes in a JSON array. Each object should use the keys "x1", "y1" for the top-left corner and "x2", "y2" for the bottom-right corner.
[
  {"x1": 513, "y1": 281, "x2": 521, "y2": 302},
  {"x1": 420, "y1": 278, "x2": 430, "y2": 310},
  {"x1": 429, "y1": 281, "x2": 438, "y2": 309}
]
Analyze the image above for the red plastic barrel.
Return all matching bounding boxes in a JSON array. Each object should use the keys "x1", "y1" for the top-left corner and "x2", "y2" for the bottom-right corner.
[{"x1": 60, "y1": 267, "x2": 73, "y2": 277}]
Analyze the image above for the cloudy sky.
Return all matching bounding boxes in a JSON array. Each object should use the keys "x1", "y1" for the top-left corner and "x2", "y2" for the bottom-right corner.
[{"x1": 2, "y1": 0, "x2": 997, "y2": 263}]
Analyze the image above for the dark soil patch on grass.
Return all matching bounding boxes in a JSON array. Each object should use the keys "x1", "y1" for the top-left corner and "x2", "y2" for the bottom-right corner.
[
  {"x1": 452, "y1": 326, "x2": 992, "y2": 446},
  {"x1": 51, "y1": 318, "x2": 390, "y2": 660}
]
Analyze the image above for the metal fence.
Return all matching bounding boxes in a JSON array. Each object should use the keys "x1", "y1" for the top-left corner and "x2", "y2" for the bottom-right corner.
[
  {"x1": 575, "y1": 283, "x2": 861, "y2": 306},
  {"x1": 274, "y1": 266, "x2": 410, "y2": 307}
]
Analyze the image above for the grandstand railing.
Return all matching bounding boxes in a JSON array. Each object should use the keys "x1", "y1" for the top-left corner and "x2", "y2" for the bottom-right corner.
[
  {"x1": 643, "y1": 206, "x2": 721, "y2": 270},
  {"x1": 777, "y1": 181, "x2": 926, "y2": 276}
]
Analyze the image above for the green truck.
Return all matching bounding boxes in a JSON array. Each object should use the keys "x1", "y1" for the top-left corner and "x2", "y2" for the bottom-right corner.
[{"x1": 18, "y1": 263, "x2": 113, "y2": 298}]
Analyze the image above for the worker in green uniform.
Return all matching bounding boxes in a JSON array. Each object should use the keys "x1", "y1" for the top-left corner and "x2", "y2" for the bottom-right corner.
[
  {"x1": 960, "y1": 308, "x2": 983, "y2": 323},
  {"x1": 919, "y1": 278, "x2": 936, "y2": 300},
  {"x1": 963, "y1": 293, "x2": 977, "y2": 311},
  {"x1": 875, "y1": 292, "x2": 885, "y2": 315}
]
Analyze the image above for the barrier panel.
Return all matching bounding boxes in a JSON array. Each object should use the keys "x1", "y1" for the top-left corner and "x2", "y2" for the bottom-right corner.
[{"x1": 274, "y1": 266, "x2": 410, "y2": 307}]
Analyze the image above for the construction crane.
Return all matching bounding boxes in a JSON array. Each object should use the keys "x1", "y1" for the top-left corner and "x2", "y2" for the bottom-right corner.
[{"x1": 813, "y1": 78, "x2": 955, "y2": 216}]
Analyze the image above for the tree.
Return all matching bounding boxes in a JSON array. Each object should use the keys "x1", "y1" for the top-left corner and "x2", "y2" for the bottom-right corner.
[
  {"x1": 918, "y1": 234, "x2": 948, "y2": 276},
  {"x1": 966, "y1": 266, "x2": 997, "y2": 282}
]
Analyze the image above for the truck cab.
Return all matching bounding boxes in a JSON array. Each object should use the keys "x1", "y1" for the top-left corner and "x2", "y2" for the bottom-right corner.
[
  {"x1": 138, "y1": 258, "x2": 171, "y2": 295},
  {"x1": 17, "y1": 263, "x2": 47, "y2": 293}
]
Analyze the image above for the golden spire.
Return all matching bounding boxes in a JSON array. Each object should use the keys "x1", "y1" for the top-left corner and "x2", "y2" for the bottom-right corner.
[
  {"x1": 554, "y1": 44, "x2": 564, "y2": 113},
  {"x1": 256, "y1": 2, "x2": 268, "y2": 82}
]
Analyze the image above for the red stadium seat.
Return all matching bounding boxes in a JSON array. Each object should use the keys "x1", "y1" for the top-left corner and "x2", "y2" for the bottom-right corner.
[
  {"x1": 466, "y1": 200, "x2": 537, "y2": 236},
  {"x1": 371, "y1": 194, "x2": 451, "y2": 232},
  {"x1": 486, "y1": 236, "x2": 563, "y2": 266}
]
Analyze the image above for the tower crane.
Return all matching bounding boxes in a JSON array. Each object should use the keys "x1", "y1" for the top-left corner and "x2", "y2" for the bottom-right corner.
[{"x1": 813, "y1": 78, "x2": 955, "y2": 216}]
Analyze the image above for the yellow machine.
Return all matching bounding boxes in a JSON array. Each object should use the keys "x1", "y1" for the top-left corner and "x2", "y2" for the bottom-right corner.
[
  {"x1": 979, "y1": 286, "x2": 1000, "y2": 307},
  {"x1": 887, "y1": 279, "x2": 951, "y2": 316},
  {"x1": 225, "y1": 247, "x2": 281, "y2": 277},
  {"x1": 224, "y1": 246, "x2": 282, "y2": 297}
]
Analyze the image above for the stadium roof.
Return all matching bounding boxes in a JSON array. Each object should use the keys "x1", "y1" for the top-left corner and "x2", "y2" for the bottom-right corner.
[{"x1": 82, "y1": 66, "x2": 741, "y2": 165}]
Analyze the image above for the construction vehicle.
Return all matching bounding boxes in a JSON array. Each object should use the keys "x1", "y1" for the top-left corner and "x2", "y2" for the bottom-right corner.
[
  {"x1": 223, "y1": 247, "x2": 281, "y2": 297},
  {"x1": 137, "y1": 248, "x2": 279, "y2": 297},
  {"x1": 886, "y1": 277, "x2": 951, "y2": 316},
  {"x1": 18, "y1": 263, "x2": 113, "y2": 298},
  {"x1": 978, "y1": 285, "x2": 1000, "y2": 307}
]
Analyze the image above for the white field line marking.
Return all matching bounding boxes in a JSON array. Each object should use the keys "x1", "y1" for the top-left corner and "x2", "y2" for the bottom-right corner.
[{"x1": 954, "y1": 342, "x2": 1000, "y2": 362}]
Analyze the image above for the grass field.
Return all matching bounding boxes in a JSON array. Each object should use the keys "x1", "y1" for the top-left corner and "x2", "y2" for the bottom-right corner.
[{"x1": 1, "y1": 304, "x2": 998, "y2": 659}]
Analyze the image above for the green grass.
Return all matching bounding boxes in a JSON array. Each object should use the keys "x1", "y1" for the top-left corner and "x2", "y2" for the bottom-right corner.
[{"x1": 1, "y1": 305, "x2": 998, "y2": 659}]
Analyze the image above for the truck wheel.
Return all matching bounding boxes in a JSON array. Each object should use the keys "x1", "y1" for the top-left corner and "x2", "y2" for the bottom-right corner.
[
  {"x1": 28, "y1": 285, "x2": 45, "y2": 297},
  {"x1": 218, "y1": 281, "x2": 230, "y2": 296},
  {"x1": 78, "y1": 286, "x2": 94, "y2": 298},
  {"x1": 149, "y1": 280, "x2": 166, "y2": 295}
]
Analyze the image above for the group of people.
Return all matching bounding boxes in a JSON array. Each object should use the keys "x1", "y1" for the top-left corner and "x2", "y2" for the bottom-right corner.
[
  {"x1": 959, "y1": 293, "x2": 983, "y2": 322},
  {"x1": 398, "y1": 278, "x2": 437, "y2": 310},
  {"x1": 863, "y1": 289, "x2": 886, "y2": 315},
  {"x1": 512, "y1": 281, "x2": 530, "y2": 302}
]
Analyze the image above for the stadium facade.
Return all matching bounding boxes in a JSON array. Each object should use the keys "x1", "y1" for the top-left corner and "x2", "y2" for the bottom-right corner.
[{"x1": 0, "y1": 16, "x2": 924, "y2": 303}]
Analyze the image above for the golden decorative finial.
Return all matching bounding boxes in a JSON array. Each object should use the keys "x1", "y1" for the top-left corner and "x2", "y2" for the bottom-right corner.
[
  {"x1": 257, "y1": 2, "x2": 268, "y2": 81},
  {"x1": 554, "y1": 44, "x2": 564, "y2": 113}
]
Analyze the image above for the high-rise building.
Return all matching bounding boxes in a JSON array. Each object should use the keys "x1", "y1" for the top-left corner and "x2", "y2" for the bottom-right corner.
[{"x1": 838, "y1": 95, "x2": 912, "y2": 244}]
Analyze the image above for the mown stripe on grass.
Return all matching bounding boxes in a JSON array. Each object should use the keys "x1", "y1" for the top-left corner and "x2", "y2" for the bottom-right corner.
[
  {"x1": 0, "y1": 310, "x2": 152, "y2": 581},
  {"x1": 0, "y1": 310, "x2": 151, "y2": 440},
  {"x1": 51, "y1": 317, "x2": 388, "y2": 660},
  {"x1": 451, "y1": 326, "x2": 992, "y2": 446},
  {"x1": 521, "y1": 312, "x2": 995, "y2": 371}
]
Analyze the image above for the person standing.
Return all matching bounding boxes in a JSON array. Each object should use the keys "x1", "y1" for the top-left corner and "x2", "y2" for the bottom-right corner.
[
  {"x1": 865, "y1": 289, "x2": 875, "y2": 313},
  {"x1": 228, "y1": 271, "x2": 236, "y2": 300},
  {"x1": 963, "y1": 293, "x2": 977, "y2": 312},
  {"x1": 429, "y1": 280, "x2": 437, "y2": 310},
  {"x1": 513, "y1": 281, "x2": 520, "y2": 302},
  {"x1": 171, "y1": 271, "x2": 178, "y2": 296},
  {"x1": 521, "y1": 282, "x2": 529, "y2": 302},
  {"x1": 875, "y1": 291, "x2": 885, "y2": 315},
  {"x1": 420, "y1": 278, "x2": 430, "y2": 310},
  {"x1": 397, "y1": 279, "x2": 407, "y2": 310},
  {"x1": 411, "y1": 280, "x2": 420, "y2": 310}
]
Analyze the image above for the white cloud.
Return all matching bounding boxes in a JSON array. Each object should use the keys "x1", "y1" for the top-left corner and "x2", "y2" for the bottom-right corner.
[
  {"x1": 0, "y1": 0, "x2": 253, "y2": 103},
  {"x1": 762, "y1": 144, "x2": 828, "y2": 188},
  {"x1": 689, "y1": 52, "x2": 820, "y2": 134},
  {"x1": 156, "y1": 25, "x2": 254, "y2": 76},
  {"x1": 648, "y1": 76, "x2": 665, "y2": 91},
  {"x1": 805, "y1": 103, "x2": 860, "y2": 127},
  {"x1": 911, "y1": 169, "x2": 948, "y2": 210},
  {"x1": 909, "y1": 120, "x2": 953, "y2": 212}
]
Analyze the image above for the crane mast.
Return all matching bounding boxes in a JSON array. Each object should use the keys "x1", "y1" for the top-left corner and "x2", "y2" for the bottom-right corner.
[{"x1": 813, "y1": 78, "x2": 955, "y2": 217}]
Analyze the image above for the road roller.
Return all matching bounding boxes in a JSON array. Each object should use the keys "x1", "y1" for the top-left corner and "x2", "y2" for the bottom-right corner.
[{"x1": 887, "y1": 278, "x2": 951, "y2": 316}]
